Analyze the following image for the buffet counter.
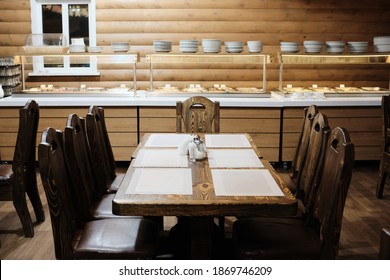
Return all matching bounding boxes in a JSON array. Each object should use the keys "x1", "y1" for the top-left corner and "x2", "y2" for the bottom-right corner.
[{"x1": 0, "y1": 92, "x2": 383, "y2": 163}]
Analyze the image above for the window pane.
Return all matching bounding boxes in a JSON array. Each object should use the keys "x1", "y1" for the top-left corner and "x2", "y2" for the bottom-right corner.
[
  {"x1": 42, "y1": 5, "x2": 62, "y2": 34},
  {"x1": 69, "y1": 4, "x2": 89, "y2": 45}
]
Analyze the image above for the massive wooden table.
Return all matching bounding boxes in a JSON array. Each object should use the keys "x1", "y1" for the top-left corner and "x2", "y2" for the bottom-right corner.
[{"x1": 113, "y1": 133, "x2": 297, "y2": 259}]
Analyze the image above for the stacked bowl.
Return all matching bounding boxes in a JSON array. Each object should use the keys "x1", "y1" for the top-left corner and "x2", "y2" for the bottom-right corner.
[
  {"x1": 280, "y1": 42, "x2": 299, "y2": 53},
  {"x1": 111, "y1": 42, "x2": 130, "y2": 52},
  {"x1": 373, "y1": 36, "x2": 390, "y2": 53},
  {"x1": 179, "y1": 40, "x2": 198, "y2": 53},
  {"x1": 202, "y1": 39, "x2": 222, "y2": 53},
  {"x1": 326, "y1": 41, "x2": 345, "y2": 54},
  {"x1": 247, "y1": 41, "x2": 262, "y2": 53},
  {"x1": 303, "y1": 41, "x2": 324, "y2": 53},
  {"x1": 153, "y1": 40, "x2": 172, "y2": 52},
  {"x1": 347, "y1": 41, "x2": 368, "y2": 53},
  {"x1": 225, "y1": 41, "x2": 244, "y2": 53}
]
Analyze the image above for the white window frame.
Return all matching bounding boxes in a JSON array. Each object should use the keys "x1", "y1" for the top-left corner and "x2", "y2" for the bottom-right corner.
[{"x1": 30, "y1": 0, "x2": 98, "y2": 76}]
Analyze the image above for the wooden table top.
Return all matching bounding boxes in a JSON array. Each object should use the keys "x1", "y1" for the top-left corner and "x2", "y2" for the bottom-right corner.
[{"x1": 113, "y1": 133, "x2": 297, "y2": 217}]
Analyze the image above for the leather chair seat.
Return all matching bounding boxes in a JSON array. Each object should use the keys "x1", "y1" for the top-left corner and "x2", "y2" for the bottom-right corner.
[
  {"x1": 233, "y1": 217, "x2": 321, "y2": 259},
  {"x1": 74, "y1": 218, "x2": 159, "y2": 259},
  {"x1": 106, "y1": 173, "x2": 125, "y2": 193},
  {"x1": 91, "y1": 193, "x2": 141, "y2": 219}
]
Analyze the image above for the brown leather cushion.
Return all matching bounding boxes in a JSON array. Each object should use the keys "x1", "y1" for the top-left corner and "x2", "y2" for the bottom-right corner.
[
  {"x1": 233, "y1": 217, "x2": 321, "y2": 259},
  {"x1": 0, "y1": 164, "x2": 13, "y2": 183},
  {"x1": 107, "y1": 173, "x2": 125, "y2": 193},
  {"x1": 91, "y1": 193, "x2": 141, "y2": 219},
  {"x1": 74, "y1": 218, "x2": 159, "y2": 259}
]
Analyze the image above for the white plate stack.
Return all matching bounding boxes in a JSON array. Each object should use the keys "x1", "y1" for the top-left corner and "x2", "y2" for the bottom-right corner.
[
  {"x1": 202, "y1": 39, "x2": 222, "y2": 53},
  {"x1": 69, "y1": 38, "x2": 86, "y2": 53},
  {"x1": 303, "y1": 41, "x2": 324, "y2": 53},
  {"x1": 347, "y1": 41, "x2": 368, "y2": 53},
  {"x1": 225, "y1": 41, "x2": 244, "y2": 53},
  {"x1": 111, "y1": 42, "x2": 130, "y2": 52},
  {"x1": 280, "y1": 42, "x2": 299, "y2": 53},
  {"x1": 153, "y1": 40, "x2": 172, "y2": 52},
  {"x1": 247, "y1": 41, "x2": 262, "y2": 53},
  {"x1": 373, "y1": 36, "x2": 390, "y2": 53},
  {"x1": 179, "y1": 40, "x2": 198, "y2": 53},
  {"x1": 326, "y1": 41, "x2": 345, "y2": 54}
]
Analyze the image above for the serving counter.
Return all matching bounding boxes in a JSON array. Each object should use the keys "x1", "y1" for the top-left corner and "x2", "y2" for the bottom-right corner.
[{"x1": 0, "y1": 93, "x2": 382, "y2": 163}]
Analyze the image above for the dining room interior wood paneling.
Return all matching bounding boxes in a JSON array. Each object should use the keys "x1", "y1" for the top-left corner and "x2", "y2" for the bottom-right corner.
[{"x1": 0, "y1": 0, "x2": 389, "y2": 90}]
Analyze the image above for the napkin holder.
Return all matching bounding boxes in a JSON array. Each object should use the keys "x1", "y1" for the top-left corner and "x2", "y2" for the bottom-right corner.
[{"x1": 178, "y1": 134, "x2": 207, "y2": 162}]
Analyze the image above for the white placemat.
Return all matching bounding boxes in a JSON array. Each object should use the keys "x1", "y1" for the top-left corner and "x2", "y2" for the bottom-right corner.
[
  {"x1": 211, "y1": 169, "x2": 284, "y2": 196},
  {"x1": 205, "y1": 134, "x2": 252, "y2": 148},
  {"x1": 208, "y1": 149, "x2": 264, "y2": 168},
  {"x1": 144, "y1": 133, "x2": 192, "y2": 147},
  {"x1": 133, "y1": 148, "x2": 189, "y2": 167},
  {"x1": 126, "y1": 168, "x2": 193, "y2": 195}
]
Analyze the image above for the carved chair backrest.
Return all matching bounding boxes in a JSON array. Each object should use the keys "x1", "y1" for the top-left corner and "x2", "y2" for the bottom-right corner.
[
  {"x1": 176, "y1": 96, "x2": 220, "y2": 133},
  {"x1": 309, "y1": 127, "x2": 354, "y2": 259},
  {"x1": 12, "y1": 99, "x2": 40, "y2": 187},
  {"x1": 298, "y1": 113, "x2": 330, "y2": 207},
  {"x1": 290, "y1": 105, "x2": 319, "y2": 183},
  {"x1": 39, "y1": 128, "x2": 76, "y2": 260},
  {"x1": 381, "y1": 95, "x2": 390, "y2": 152},
  {"x1": 64, "y1": 114, "x2": 103, "y2": 225}
]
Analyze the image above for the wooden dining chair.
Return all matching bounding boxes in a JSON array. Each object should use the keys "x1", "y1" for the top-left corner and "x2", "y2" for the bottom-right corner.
[
  {"x1": 64, "y1": 113, "x2": 135, "y2": 226},
  {"x1": 86, "y1": 105, "x2": 124, "y2": 194},
  {"x1": 233, "y1": 127, "x2": 354, "y2": 259},
  {"x1": 0, "y1": 100, "x2": 45, "y2": 237},
  {"x1": 176, "y1": 96, "x2": 223, "y2": 229},
  {"x1": 376, "y1": 95, "x2": 390, "y2": 198},
  {"x1": 297, "y1": 112, "x2": 330, "y2": 209},
  {"x1": 176, "y1": 96, "x2": 220, "y2": 133},
  {"x1": 39, "y1": 127, "x2": 159, "y2": 260},
  {"x1": 278, "y1": 105, "x2": 319, "y2": 194}
]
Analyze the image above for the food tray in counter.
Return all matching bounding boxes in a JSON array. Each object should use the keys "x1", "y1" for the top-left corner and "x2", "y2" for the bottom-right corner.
[{"x1": 276, "y1": 86, "x2": 390, "y2": 98}]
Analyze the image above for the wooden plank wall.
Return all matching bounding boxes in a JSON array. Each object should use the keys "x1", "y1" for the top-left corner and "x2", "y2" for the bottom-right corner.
[{"x1": 0, "y1": 0, "x2": 389, "y2": 90}]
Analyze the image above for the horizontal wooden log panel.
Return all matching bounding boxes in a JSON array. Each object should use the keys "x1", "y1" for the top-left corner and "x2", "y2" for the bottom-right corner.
[
  {"x1": 221, "y1": 108, "x2": 280, "y2": 119},
  {"x1": 97, "y1": 33, "x2": 385, "y2": 46},
  {"x1": 283, "y1": 107, "x2": 381, "y2": 118},
  {"x1": 0, "y1": 23, "x2": 30, "y2": 34},
  {"x1": 0, "y1": 109, "x2": 20, "y2": 118},
  {"x1": 40, "y1": 107, "x2": 90, "y2": 118},
  {"x1": 97, "y1": 21, "x2": 389, "y2": 34},
  {"x1": 102, "y1": 107, "x2": 138, "y2": 118},
  {"x1": 0, "y1": 147, "x2": 13, "y2": 161},
  {"x1": 96, "y1": 8, "x2": 390, "y2": 22},
  {"x1": 249, "y1": 133, "x2": 280, "y2": 148},
  {"x1": 220, "y1": 119, "x2": 280, "y2": 133},
  {"x1": 108, "y1": 133, "x2": 138, "y2": 147},
  {"x1": 283, "y1": 117, "x2": 381, "y2": 133},
  {"x1": 281, "y1": 146, "x2": 381, "y2": 162},
  {"x1": 0, "y1": 11, "x2": 30, "y2": 23},
  {"x1": 283, "y1": 132, "x2": 381, "y2": 148},
  {"x1": 0, "y1": 133, "x2": 17, "y2": 146},
  {"x1": 0, "y1": 119, "x2": 19, "y2": 132},
  {"x1": 139, "y1": 107, "x2": 176, "y2": 118},
  {"x1": 139, "y1": 118, "x2": 176, "y2": 132},
  {"x1": 112, "y1": 147, "x2": 135, "y2": 162},
  {"x1": 96, "y1": 0, "x2": 390, "y2": 10},
  {"x1": 0, "y1": 1, "x2": 29, "y2": 10}
]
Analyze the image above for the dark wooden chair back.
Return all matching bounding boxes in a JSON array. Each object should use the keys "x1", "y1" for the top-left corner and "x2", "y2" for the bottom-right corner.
[
  {"x1": 39, "y1": 127, "x2": 76, "y2": 260},
  {"x1": 64, "y1": 114, "x2": 105, "y2": 225},
  {"x1": 298, "y1": 112, "x2": 330, "y2": 207},
  {"x1": 176, "y1": 96, "x2": 220, "y2": 133},
  {"x1": 379, "y1": 228, "x2": 390, "y2": 259},
  {"x1": 0, "y1": 99, "x2": 45, "y2": 237},
  {"x1": 86, "y1": 106, "x2": 116, "y2": 190},
  {"x1": 376, "y1": 95, "x2": 390, "y2": 198},
  {"x1": 290, "y1": 105, "x2": 319, "y2": 185},
  {"x1": 310, "y1": 127, "x2": 354, "y2": 259}
]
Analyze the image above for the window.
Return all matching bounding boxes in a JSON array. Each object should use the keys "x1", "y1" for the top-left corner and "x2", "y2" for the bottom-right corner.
[{"x1": 30, "y1": 0, "x2": 97, "y2": 76}]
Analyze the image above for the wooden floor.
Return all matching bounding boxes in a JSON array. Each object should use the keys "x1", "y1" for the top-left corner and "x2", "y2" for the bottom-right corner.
[{"x1": 1, "y1": 161, "x2": 390, "y2": 260}]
